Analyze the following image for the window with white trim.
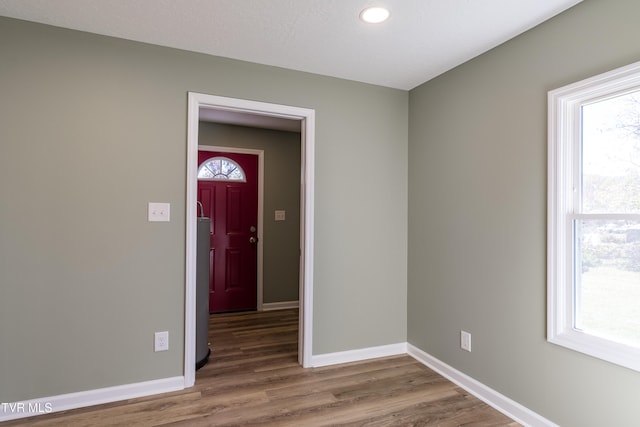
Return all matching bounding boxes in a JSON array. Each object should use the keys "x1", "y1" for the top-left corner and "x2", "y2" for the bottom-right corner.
[
  {"x1": 548, "y1": 61, "x2": 640, "y2": 372},
  {"x1": 197, "y1": 156, "x2": 246, "y2": 182}
]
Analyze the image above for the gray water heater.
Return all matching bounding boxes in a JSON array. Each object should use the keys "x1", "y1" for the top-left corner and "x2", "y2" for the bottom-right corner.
[{"x1": 196, "y1": 217, "x2": 211, "y2": 369}]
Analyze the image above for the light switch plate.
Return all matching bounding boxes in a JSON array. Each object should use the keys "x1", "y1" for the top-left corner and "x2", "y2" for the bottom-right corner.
[
  {"x1": 148, "y1": 202, "x2": 171, "y2": 222},
  {"x1": 275, "y1": 210, "x2": 286, "y2": 221}
]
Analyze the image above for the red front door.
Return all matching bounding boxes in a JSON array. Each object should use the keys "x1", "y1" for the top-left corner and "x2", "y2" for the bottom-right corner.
[{"x1": 197, "y1": 151, "x2": 258, "y2": 313}]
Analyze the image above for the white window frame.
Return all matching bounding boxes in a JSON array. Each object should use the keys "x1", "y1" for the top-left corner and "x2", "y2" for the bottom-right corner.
[{"x1": 548, "y1": 60, "x2": 640, "y2": 372}]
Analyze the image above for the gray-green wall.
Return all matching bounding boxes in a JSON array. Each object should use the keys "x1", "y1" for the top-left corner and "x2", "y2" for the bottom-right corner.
[
  {"x1": 0, "y1": 17, "x2": 408, "y2": 402},
  {"x1": 199, "y1": 122, "x2": 301, "y2": 304},
  {"x1": 407, "y1": 0, "x2": 640, "y2": 426}
]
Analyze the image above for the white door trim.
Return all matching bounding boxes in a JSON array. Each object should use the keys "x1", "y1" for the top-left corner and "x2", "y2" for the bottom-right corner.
[
  {"x1": 197, "y1": 145, "x2": 265, "y2": 311},
  {"x1": 185, "y1": 93, "x2": 315, "y2": 387}
]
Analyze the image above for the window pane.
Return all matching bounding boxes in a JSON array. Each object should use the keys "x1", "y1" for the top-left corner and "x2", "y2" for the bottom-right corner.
[
  {"x1": 576, "y1": 219, "x2": 640, "y2": 347},
  {"x1": 581, "y1": 91, "x2": 640, "y2": 213},
  {"x1": 197, "y1": 157, "x2": 246, "y2": 181}
]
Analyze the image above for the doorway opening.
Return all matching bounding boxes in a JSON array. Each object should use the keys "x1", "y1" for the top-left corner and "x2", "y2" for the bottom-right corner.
[{"x1": 184, "y1": 93, "x2": 315, "y2": 387}]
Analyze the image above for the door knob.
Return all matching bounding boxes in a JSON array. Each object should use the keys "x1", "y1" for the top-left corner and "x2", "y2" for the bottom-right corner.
[{"x1": 249, "y1": 236, "x2": 258, "y2": 243}]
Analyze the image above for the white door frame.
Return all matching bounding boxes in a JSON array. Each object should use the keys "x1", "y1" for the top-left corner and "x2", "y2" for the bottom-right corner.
[
  {"x1": 197, "y1": 145, "x2": 266, "y2": 311},
  {"x1": 185, "y1": 92, "x2": 315, "y2": 387}
]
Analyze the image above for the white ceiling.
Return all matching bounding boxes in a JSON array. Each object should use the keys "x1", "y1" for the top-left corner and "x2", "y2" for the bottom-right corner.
[
  {"x1": 199, "y1": 107, "x2": 303, "y2": 132},
  {"x1": 0, "y1": 0, "x2": 581, "y2": 91}
]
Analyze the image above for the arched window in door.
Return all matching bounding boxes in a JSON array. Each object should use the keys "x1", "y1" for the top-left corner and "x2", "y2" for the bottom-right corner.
[{"x1": 197, "y1": 156, "x2": 246, "y2": 182}]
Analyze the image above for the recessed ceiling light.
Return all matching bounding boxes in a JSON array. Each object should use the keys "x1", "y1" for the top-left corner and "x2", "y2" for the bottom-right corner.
[{"x1": 360, "y1": 7, "x2": 390, "y2": 24}]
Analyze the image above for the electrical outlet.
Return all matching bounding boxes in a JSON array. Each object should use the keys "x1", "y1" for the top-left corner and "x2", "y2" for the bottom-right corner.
[
  {"x1": 155, "y1": 331, "x2": 169, "y2": 352},
  {"x1": 461, "y1": 330, "x2": 471, "y2": 352}
]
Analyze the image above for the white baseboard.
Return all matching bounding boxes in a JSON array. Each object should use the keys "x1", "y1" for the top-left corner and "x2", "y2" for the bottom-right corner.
[
  {"x1": 0, "y1": 376, "x2": 184, "y2": 422},
  {"x1": 407, "y1": 344, "x2": 558, "y2": 427},
  {"x1": 1, "y1": 346, "x2": 557, "y2": 426},
  {"x1": 310, "y1": 342, "x2": 407, "y2": 367},
  {"x1": 262, "y1": 300, "x2": 299, "y2": 311}
]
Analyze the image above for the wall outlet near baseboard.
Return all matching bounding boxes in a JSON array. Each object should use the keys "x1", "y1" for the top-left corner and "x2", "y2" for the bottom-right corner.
[
  {"x1": 155, "y1": 331, "x2": 169, "y2": 352},
  {"x1": 461, "y1": 330, "x2": 471, "y2": 352}
]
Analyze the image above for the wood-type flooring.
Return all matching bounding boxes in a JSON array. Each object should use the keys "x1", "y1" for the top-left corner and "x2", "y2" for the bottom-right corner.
[{"x1": 3, "y1": 309, "x2": 520, "y2": 426}]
